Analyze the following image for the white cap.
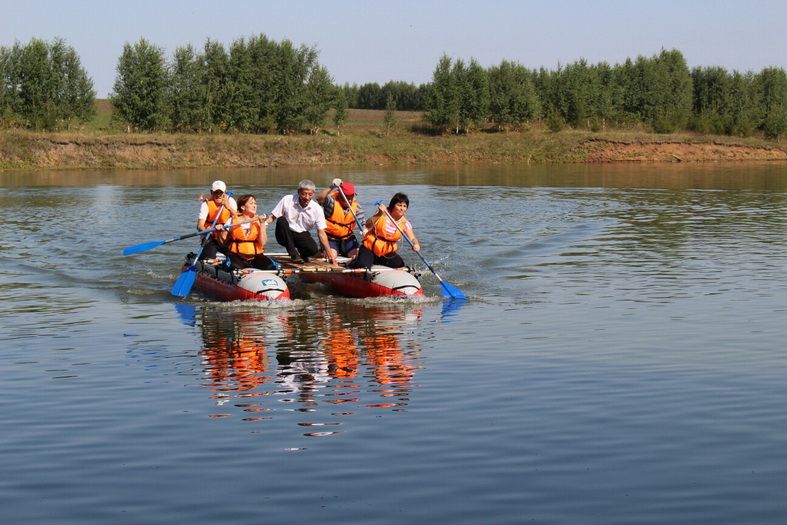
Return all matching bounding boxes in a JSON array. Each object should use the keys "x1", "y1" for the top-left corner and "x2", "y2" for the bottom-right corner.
[{"x1": 211, "y1": 180, "x2": 227, "y2": 193}]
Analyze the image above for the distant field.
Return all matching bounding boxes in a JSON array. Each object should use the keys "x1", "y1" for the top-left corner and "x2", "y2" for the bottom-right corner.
[
  {"x1": 87, "y1": 99, "x2": 115, "y2": 131},
  {"x1": 339, "y1": 108, "x2": 425, "y2": 130}
]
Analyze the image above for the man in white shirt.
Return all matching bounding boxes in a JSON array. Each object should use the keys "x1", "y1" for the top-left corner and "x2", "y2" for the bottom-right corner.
[{"x1": 264, "y1": 179, "x2": 337, "y2": 265}]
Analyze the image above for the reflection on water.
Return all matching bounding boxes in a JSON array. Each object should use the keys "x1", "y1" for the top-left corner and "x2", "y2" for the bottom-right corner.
[
  {"x1": 195, "y1": 301, "x2": 423, "y2": 432},
  {"x1": 3, "y1": 164, "x2": 787, "y2": 524},
  {"x1": 4, "y1": 162, "x2": 787, "y2": 190}
]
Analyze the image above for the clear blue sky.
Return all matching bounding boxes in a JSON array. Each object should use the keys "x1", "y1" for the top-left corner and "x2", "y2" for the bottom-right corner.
[{"x1": 2, "y1": 0, "x2": 786, "y2": 97}]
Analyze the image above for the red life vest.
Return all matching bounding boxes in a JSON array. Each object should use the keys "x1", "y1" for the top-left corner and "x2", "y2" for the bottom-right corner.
[
  {"x1": 363, "y1": 214, "x2": 408, "y2": 257},
  {"x1": 325, "y1": 196, "x2": 359, "y2": 239}
]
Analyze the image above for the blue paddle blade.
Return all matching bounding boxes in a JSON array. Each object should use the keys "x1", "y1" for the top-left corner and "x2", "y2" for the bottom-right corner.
[
  {"x1": 123, "y1": 240, "x2": 165, "y2": 256},
  {"x1": 170, "y1": 268, "x2": 197, "y2": 297},
  {"x1": 439, "y1": 280, "x2": 466, "y2": 300}
]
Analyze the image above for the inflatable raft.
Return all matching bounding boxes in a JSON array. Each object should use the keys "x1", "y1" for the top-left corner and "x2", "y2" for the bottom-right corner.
[
  {"x1": 271, "y1": 254, "x2": 423, "y2": 298},
  {"x1": 182, "y1": 254, "x2": 290, "y2": 301}
]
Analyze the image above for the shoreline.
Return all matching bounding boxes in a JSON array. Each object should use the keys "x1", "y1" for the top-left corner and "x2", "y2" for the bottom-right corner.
[{"x1": 1, "y1": 127, "x2": 785, "y2": 171}]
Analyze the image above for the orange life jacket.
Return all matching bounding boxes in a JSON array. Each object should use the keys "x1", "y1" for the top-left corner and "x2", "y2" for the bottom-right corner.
[
  {"x1": 228, "y1": 217, "x2": 262, "y2": 256},
  {"x1": 325, "y1": 196, "x2": 359, "y2": 239},
  {"x1": 206, "y1": 200, "x2": 233, "y2": 239},
  {"x1": 363, "y1": 214, "x2": 408, "y2": 257}
]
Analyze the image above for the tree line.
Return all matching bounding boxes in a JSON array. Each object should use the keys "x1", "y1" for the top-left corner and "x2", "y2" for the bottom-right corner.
[
  {"x1": 111, "y1": 36, "x2": 335, "y2": 134},
  {"x1": 425, "y1": 50, "x2": 787, "y2": 139},
  {"x1": 339, "y1": 81, "x2": 430, "y2": 111},
  {"x1": 2, "y1": 36, "x2": 786, "y2": 139}
]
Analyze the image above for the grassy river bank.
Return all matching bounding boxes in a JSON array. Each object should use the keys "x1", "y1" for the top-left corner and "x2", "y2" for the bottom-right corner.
[{"x1": 2, "y1": 108, "x2": 786, "y2": 170}]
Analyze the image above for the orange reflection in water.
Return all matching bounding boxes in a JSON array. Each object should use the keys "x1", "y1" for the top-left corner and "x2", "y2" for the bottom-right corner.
[
  {"x1": 200, "y1": 312, "x2": 271, "y2": 393},
  {"x1": 195, "y1": 302, "x2": 423, "y2": 422},
  {"x1": 324, "y1": 322, "x2": 359, "y2": 379}
]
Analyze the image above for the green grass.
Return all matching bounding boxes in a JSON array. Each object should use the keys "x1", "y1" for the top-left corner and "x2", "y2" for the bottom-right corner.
[{"x1": 85, "y1": 99, "x2": 115, "y2": 131}]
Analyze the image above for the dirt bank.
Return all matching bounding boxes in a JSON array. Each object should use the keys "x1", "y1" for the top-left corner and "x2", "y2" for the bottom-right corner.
[
  {"x1": 581, "y1": 138, "x2": 787, "y2": 162},
  {"x1": 1, "y1": 129, "x2": 785, "y2": 170}
]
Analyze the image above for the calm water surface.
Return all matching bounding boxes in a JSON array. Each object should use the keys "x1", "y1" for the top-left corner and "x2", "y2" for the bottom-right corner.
[{"x1": 1, "y1": 163, "x2": 786, "y2": 524}]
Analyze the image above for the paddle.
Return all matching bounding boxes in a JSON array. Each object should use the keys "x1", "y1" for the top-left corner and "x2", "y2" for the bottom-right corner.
[
  {"x1": 123, "y1": 225, "x2": 229, "y2": 256},
  {"x1": 171, "y1": 198, "x2": 230, "y2": 298},
  {"x1": 378, "y1": 204, "x2": 467, "y2": 300}
]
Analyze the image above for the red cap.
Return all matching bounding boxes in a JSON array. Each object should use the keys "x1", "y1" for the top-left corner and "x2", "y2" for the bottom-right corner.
[{"x1": 340, "y1": 182, "x2": 355, "y2": 196}]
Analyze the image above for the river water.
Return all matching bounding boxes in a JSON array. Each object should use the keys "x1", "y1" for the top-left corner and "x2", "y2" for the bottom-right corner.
[{"x1": 1, "y1": 163, "x2": 786, "y2": 524}]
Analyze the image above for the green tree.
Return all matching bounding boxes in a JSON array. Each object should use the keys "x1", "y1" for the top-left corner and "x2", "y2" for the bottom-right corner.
[
  {"x1": 616, "y1": 50, "x2": 693, "y2": 132},
  {"x1": 617, "y1": 57, "x2": 644, "y2": 123},
  {"x1": 18, "y1": 38, "x2": 56, "y2": 129},
  {"x1": 225, "y1": 37, "x2": 257, "y2": 132},
  {"x1": 247, "y1": 34, "x2": 278, "y2": 132},
  {"x1": 168, "y1": 44, "x2": 208, "y2": 131},
  {"x1": 533, "y1": 66, "x2": 557, "y2": 121},
  {"x1": 457, "y1": 58, "x2": 490, "y2": 132},
  {"x1": 271, "y1": 40, "x2": 317, "y2": 133},
  {"x1": 414, "y1": 83, "x2": 431, "y2": 111},
  {"x1": 59, "y1": 42, "x2": 96, "y2": 126},
  {"x1": 333, "y1": 88, "x2": 348, "y2": 133},
  {"x1": 303, "y1": 65, "x2": 334, "y2": 133},
  {"x1": 591, "y1": 62, "x2": 621, "y2": 129},
  {"x1": 0, "y1": 46, "x2": 12, "y2": 124},
  {"x1": 662, "y1": 49, "x2": 693, "y2": 131},
  {"x1": 756, "y1": 67, "x2": 787, "y2": 139},
  {"x1": 357, "y1": 82, "x2": 384, "y2": 109},
  {"x1": 111, "y1": 38, "x2": 169, "y2": 131},
  {"x1": 646, "y1": 49, "x2": 693, "y2": 132},
  {"x1": 425, "y1": 54, "x2": 460, "y2": 132},
  {"x1": 383, "y1": 93, "x2": 397, "y2": 133},
  {"x1": 727, "y1": 71, "x2": 757, "y2": 136},
  {"x1": 201, "y1": 39, "x2": 230, "y2": 131},
  {"x1": 0, "y1": 44, "x2": 24, "y2": 126},
  {"x1": 381, "y1": 81, "x2": 422, "y2": 110},
  {"x1": 488, "y1": 60, "x2": 541, "y2": 130},
  {"x1": 339, "y1": 83, "x2": 360, "y2": 108}
]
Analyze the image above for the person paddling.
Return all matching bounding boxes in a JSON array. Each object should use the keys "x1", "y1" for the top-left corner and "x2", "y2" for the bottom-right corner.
[
  {"x1": 197, "y1": 180, "x2": 237, "y2": 260},
  {"x1": 317, "y1": 178, "x2": 365, "y2": 261},
  {"x1": 264, "y1": 179, "x2": 337, "y2": 265},
  {"x1": 350, "y1": 192, "x2": 420, "y2": 270},
  {"x1": 225, "y1": 194, "x2": 276, "y2": 271}
]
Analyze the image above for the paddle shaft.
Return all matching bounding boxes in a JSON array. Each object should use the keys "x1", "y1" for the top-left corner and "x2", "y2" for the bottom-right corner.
[
  {"x1": 336, "y1": 184, "x2": 365, "y2": 233},
  {"x1": 123, "y1": 225, "x2": 229, "y2": 256}
]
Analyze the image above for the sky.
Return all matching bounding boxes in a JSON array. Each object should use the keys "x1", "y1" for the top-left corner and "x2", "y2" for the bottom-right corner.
[{"x1": 2, "y1": 0, "x2": 787, "y2": 98}]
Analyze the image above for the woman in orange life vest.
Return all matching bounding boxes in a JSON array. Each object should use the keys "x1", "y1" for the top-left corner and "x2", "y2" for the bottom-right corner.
[
  {"x1": 349, "y1": 192, "x2": 420, "y2": 270},
  {"x1": 316, "y1": 178, "x2": 365, "y2": 260},
  {"x1": 225, "y1": 194, "x2": 276, "y2": 271},
  {"x1": 197, "y1": 180, "x2": 238, "y2": 260}
]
